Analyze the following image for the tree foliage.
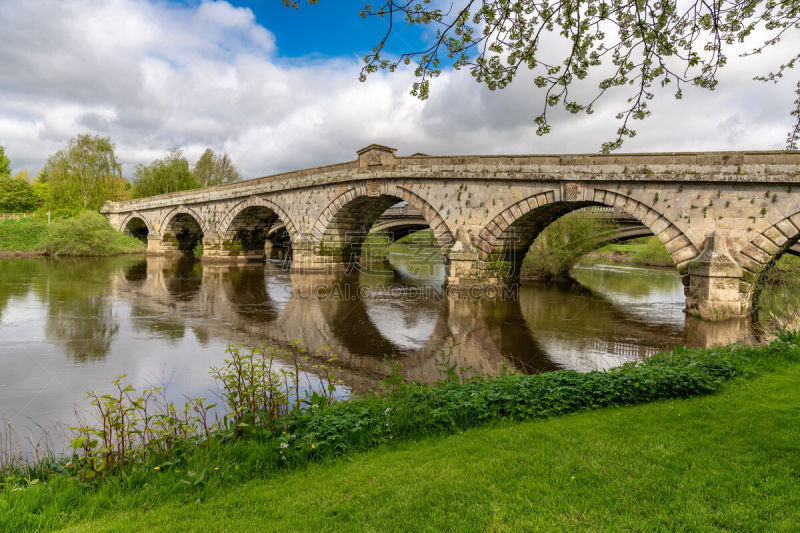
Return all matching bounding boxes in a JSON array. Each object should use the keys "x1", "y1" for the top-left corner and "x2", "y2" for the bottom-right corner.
[
  {"x1": 0, "y1": 146, "x2": 10, "y2": 178},
  {"x1": 131, "y1": 150, "x2": 199, "y2": 198},
  {"x1": 0, "y1": 174, "x2": 38, "y2": 213},
  {"x1": 522, "y1": 210, "x2": 618, "y2": 279},
  {"x1": 193, "y1": 148, "x2": 241, "y2": 187},
  {"x1": 43, "y1": 134, "x2": 128, "y2": 211},
  {"x1": 354, "y1": 0, "x2": 800, "y2": 151}
]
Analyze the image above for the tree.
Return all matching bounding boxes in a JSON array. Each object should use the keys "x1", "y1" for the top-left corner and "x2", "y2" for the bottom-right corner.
[
  {"x1": 522, "y1": 211, "x2": 618, "y2": 279},
  {"x1": 44, "y1": 134, "x2": 128, "y2": 211},
  {"x1": 351, "y1": 1, "x2": 800, "y2": 151},
  {"x1": 193, "y1": 148, "x2": 241, "y2": 187},
  {"x1": 131, "y1": 150, "x2": 199, "y2": 198},
  {"x1": 0, "y1": 174, "x2": 37, "y2": 213},
  {"x1": 0, "y1": 146, "x2": 11, "y2": 178}
]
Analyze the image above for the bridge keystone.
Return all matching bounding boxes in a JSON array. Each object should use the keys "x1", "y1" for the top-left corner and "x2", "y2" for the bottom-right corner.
[{"x1": 357, "y1": 144, "x2": 397, "y2": 168}]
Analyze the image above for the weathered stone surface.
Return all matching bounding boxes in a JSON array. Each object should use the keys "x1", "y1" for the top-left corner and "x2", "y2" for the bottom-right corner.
[{"x1": 102, "y1": 145, "x2": 800, "y2": 321}]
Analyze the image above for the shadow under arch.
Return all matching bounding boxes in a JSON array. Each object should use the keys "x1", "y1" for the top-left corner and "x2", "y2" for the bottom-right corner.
[
  {"x1": 161, "y1": 207, "x2": 206, "y2": 253},
  {"x1": 311, "y1": 183, "x2": 455, "y2": 264},
  {"x1": 120, "y1": 212, "x2": 153, "y2": 243},
  {"x1": 476, "y1": 188, "x2": 698, "y2": 281},
  {"x1": 216, "y1": 197, "x2": 298, "y2": 261}
]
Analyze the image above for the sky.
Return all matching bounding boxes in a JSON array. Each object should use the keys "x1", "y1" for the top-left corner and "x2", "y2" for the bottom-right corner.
[{"x1": 0, "y1": 0, "x2": 798, "y2": 179}]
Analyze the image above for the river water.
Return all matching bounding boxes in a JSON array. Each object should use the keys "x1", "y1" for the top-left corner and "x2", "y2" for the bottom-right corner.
[{"x1": 0, "y1": 245, "x2": 755, "y2": 453}]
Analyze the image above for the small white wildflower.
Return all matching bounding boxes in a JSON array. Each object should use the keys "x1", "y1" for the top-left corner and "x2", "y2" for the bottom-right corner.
[
  {"x1": 312, "y1": 404, "x2": 319, "y2": 409},
  {"x1": 471, "y1": 392, "x2": 479, "y2": 397},
  {"x1": 385, "y1": 422, "x2": 389, "y2": 427},
  {"x1": 384, "y1": 407, "x2": 391, "y2": 415},
  {"x1": 280, "y1": 442, "x2": 289, "y2": 449}
]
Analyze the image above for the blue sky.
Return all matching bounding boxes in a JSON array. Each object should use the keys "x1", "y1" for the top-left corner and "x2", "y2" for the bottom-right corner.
[{"x1": 211, "y1": 1, "x2": 428, "y2": 59}]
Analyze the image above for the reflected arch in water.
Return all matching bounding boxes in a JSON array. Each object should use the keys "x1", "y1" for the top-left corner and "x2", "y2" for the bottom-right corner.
[
  {"x1": 476, "y1": 189, "x2": 698, "y2": 281},
  {"x1": 163, "y1": 255, "x2": 203, "y2": 301},
  {"x1": 123, "y1": 259, "x2": 148, "y2": 283},
  {"x1": 216, "y1": 197, "x2": 298, "y2": 262},
  {"x1": 286, "y1": 269, "x2": 451, "y2": 362},
  {"x1": 311, "y1": 184, "x2": 454, "y2": 268},
  {"x1": 161, "y1": 207, "x2": 206, "y2": 253},
  {"x1": 220, "y1": 264, "x2": 285, "y2": 323}
]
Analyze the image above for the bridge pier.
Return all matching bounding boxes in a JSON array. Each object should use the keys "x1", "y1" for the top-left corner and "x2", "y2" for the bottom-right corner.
[
  {"x1": 146, "y1": 234, "x2": 167, "y2": 254},
  {"x1": 145, "y1": 234, "x2": 185, "y2": 255},
  {"x1": 444, "y1": 229, "x2": 507, "y2": 291},
  {"x1": 685, "y1": 231, "x2": 751, "y2": 321},
  {"x1": 289, "y1": 242, "x2": 350, "y2": 273},
  {"x1": 200, "y1": 237, "x2": 267, "y2": 263}
]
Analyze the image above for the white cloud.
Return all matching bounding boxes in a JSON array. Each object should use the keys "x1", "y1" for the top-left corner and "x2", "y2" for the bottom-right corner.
[{"x1": 0, "y1": 0, "x2": 797, "y2": 179}]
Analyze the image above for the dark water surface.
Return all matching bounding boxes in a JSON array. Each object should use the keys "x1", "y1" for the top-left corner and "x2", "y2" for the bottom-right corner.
[{"x1": 0, "y1": 250, "x2": 753, "y2": 451}]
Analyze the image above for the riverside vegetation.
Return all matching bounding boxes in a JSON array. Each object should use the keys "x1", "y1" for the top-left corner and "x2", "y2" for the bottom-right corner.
[
  {"x1": 0, "y1": 212, "x2": 144, "y2": 256},
  {"x1": 1, "y1": 332, "x2": 799, "y2": 530}
]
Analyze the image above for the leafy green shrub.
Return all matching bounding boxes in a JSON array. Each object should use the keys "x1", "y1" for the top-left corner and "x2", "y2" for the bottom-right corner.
[
  {"x1": 630, "y1": 236, "x2": 674, "y2": 266},
  {"x1": 0, "y1": 175, "x2": 38, "y2": 213},
  {"x1": 522, "y1": 211, "x2": 618, "y2": 279},
  {"x1": 41, "y1": 211, "x2": 145, "y2": 256},
  {"x1": 395, "y1": 228, "x2": 436, "y2": 245}
]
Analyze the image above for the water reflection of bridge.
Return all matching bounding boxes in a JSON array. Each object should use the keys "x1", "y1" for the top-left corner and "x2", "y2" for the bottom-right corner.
[{"x1": 111, "y1": 257, "x2": 755, "y2": 394}]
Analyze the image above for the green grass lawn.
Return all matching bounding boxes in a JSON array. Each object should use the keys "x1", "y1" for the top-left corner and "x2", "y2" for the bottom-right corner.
[
  {"x1": 51, "y1": 363, "x2": 800, "y2": 532},
  {"x1": 0, "y1": 217, "x2": 47, "y2": 251}
]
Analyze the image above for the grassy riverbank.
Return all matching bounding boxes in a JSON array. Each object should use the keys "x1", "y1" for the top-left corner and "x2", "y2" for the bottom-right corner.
[
  {"x1": 68, "y1": 360, "x2": 800, "y2": 532},
  {"x1": 0, "y1": 212, "x2": 144, "y2": 256},
  {"x1": 0, "y1": 217, "x2": 48, "y2": 254},
  {"x1": 579, "y1": 236, "x2": 675, "y2": 268},
  {"x1": 2, "y1": 336, "x2": 799, "y2": 531}
]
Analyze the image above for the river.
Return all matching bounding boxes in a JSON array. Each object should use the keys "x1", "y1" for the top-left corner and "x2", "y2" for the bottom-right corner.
[{"x1": 0, "y1": 245, "x2": 755, "y2": 454}]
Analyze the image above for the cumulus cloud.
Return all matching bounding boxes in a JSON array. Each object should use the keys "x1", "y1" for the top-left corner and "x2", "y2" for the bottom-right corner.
[{"x1": 0, "y1": 0, "x2": 797, "y2": 179}]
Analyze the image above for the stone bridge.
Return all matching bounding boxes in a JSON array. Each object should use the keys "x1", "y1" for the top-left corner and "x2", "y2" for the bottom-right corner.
[{"x1": 101, "y1": 144, "x2": 800, "y2": 321}]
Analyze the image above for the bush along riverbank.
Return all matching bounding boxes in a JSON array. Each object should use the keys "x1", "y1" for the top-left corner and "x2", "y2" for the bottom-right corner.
[
  {"x1": 0, "y1": 211, "x2": 144, "y2": 257},
  {"x1": 1, "y1": 333, "x2": 799, "y2": 531},
  {"x1": 579, "y1": 236, "x2": 675, "y2": 268}
]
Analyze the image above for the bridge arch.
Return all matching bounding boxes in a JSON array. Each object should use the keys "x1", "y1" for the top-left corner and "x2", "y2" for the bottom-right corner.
[
  {"x1": 215, "y1": 197, "x2": 298, "y2": 260},
  {"x1": 120, "y1": 211, "x2": 153, "y2": 243},
  {"x1": 476, "y1": 187, "x2": 698, "y2": 279},
  {"x1": 160, "y1": 206, "x2": 207, "y2": 254},
  {"x1": 738, "y1": 211, "x2": 800, "y2": 308},
  {"x1": 311, "y1": 183, "x2": 454, "y2": 264}
]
